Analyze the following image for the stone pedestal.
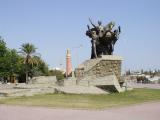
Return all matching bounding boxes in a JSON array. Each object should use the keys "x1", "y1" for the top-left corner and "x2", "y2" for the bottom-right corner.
[
  {"x1": 62, "y1": 55, "x2": 130, "y2": 93},
  {"x1": 75, "y1": 55, "x2": 123, "y2": 82}
]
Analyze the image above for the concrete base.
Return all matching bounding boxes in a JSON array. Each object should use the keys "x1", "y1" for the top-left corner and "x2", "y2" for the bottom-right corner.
[
  {"x1": 59, "y1": 73, "x2": 130, "y2": 93},
  {"x1": 73, "y1": 55, "x2": 130, "y2": 93},
  {"x1": 54, "y1": 86, "x2": 109, "y2": 94},
  {"x1": 78, "y1": 74, "x2": 124, "y2": 92}
]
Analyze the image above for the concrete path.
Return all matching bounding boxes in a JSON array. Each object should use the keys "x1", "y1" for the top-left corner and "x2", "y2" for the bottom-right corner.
[{"x1": 0, "y1": 102, "x2": 160, "y2": 120}]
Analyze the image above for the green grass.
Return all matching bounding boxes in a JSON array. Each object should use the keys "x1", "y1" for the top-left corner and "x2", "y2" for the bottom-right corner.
[{"x1": 0, "y1": 88, "x2": 160, "y2": 109}]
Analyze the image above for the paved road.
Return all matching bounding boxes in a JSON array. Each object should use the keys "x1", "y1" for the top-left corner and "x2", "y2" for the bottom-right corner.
[
  {"x1": 129, "y1": 82, "x2": 160, "y2": 89},
  {"x1": 0, "y1": 102, "x2": 160, "y2": 120}
]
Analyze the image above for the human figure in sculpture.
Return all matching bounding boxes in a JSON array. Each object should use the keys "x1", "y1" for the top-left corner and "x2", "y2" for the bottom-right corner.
[{"x1": 86, "y1": 19, "x2": 121, "y2": 59}]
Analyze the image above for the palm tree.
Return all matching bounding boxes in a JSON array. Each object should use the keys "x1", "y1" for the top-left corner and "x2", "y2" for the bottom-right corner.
[{"x1": 19, "y1": 43, "x2": 41, "y2": 83}]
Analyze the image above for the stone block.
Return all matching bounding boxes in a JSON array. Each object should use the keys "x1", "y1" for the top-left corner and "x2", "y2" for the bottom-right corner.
[{"x1": 75, "y1": 55, "x2": 123, "y2": 82}]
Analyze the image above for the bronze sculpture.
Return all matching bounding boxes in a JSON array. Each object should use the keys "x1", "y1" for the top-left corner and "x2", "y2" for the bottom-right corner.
[{"x1": 86, "y1": 19, "x2": 121, "y2": 59}]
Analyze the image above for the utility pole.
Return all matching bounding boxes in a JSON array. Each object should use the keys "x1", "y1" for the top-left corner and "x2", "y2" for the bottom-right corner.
[{"x1": 71, "y1": 44, "x2": 83, "y2": 66}]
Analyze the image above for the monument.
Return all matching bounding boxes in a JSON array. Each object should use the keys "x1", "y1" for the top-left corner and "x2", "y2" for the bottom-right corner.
[
  {"x1": 57, "y1": 19, "x2": 132, "y2": 94},
  {"x1": 74, "y1": 19, "x2": 125, "y2": 92}
]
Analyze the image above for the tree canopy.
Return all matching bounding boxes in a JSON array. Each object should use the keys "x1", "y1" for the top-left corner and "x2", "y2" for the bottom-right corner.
[{"x1": 0, "y1": 36, "x2": 50, "y2": 83}]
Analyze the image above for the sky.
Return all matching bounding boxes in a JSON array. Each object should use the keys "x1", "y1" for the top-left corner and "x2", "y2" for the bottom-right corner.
[{"x1": 0, "y1": 0, "x2": 160, "y2": 72}]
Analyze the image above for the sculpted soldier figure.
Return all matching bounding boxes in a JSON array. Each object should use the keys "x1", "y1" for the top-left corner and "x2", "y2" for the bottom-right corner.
[{"x1": 86, "y1": 19, "x2": 121, "y2": 59}]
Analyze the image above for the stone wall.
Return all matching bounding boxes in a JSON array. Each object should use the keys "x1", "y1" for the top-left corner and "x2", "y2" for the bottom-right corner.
[
  {"x1": 75, "y1": 55, "x2": 123, "y2": 82},
  {"x1": 88, "y1": 60, "x2": 121, "y2": 80},
  {"x1": 29, "y1": 76, "x2": 57, "y2": 84}
]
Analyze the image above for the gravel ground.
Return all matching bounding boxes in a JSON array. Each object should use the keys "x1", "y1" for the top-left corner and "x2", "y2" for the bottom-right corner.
[{"x1": 0, "y1": 102, "x2": 160, "y2": 120}]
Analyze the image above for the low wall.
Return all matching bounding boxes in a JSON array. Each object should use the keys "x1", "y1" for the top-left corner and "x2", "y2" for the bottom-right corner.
[{"x1": 30, "y1": 76, "x2": 57, "y2": 84}]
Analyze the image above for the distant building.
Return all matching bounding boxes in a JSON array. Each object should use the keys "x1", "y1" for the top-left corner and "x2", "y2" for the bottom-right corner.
[{"x1": 52, "y1": 67, "x2": 66, "y2": 74}]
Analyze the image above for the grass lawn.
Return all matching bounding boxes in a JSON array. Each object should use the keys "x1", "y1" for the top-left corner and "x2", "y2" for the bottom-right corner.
[{"x1": 0, "y1": 88, "x2": 160, "y2": 109}]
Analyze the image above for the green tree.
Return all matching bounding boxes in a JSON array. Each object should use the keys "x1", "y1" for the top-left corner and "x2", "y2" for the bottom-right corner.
[
  {"x1": 32, "y1": 60, "x2": 49, "y2": 76},
  {"x1": 0, "y1": 37, "x2": 9, "y2": 80},
  {"x1": 0, "y1": 36, "x2": 7, "y2": 57},
  {"x1": 49, "y1": 70, "x2": 64, "y2": 80},
  {"x1": 19, "y1": 43, "x2": 41, "y2": 83},
  {"x1": 0, "y1": 38, "x2": 23, "y2": 82},
  {"x1": 26, "y1": 56, "x2": 49, "y2": 77},
  {"x1": 6, "y1": 49, "x2": 22, "y2": 82},
  {"x1": 0, "y1": 37, "x2": 49, "y2": 83}
]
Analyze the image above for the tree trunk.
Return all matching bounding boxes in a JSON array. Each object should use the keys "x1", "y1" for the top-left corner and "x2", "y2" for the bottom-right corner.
[
  {"x1": 25, "y1": 64, "x2": 29, "y2": 84},
  {"x1": 26, "y1": 71, "x2": 29, "y2": 84}
]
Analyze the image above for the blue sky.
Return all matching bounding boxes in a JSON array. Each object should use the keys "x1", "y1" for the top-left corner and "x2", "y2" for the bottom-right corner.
[{"x1": 0, "y1": 0, "x2": 160, "y2": 71}]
